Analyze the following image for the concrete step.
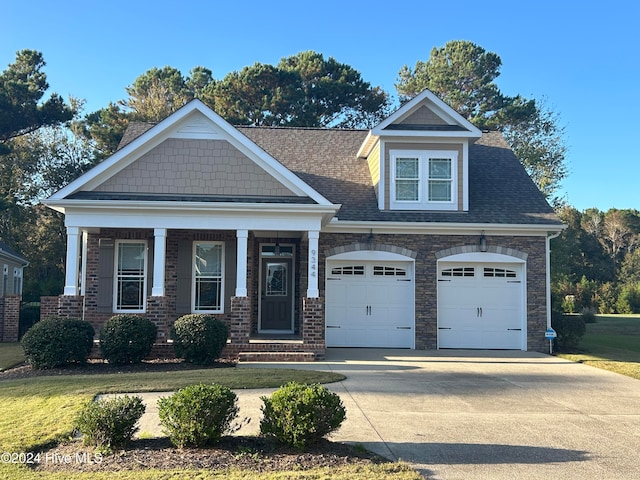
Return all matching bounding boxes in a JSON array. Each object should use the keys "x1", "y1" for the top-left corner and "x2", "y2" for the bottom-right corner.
[{"x1": 237, "y1": 351, "x2": 316, "y2": 362}]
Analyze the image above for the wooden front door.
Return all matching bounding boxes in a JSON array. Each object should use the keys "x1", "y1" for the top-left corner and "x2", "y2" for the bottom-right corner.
[{"x1": 260, "y1": 257, "x2": 293, "y2": 332}]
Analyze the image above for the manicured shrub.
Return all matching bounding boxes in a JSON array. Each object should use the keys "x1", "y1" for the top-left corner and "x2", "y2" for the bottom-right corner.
[
  {"x1": 616, "y1": 283, "x2": 640, "y2": 314},
  {"x1": 74, "y1": 395, "x2": 145, "y2": 453},
  {"x1": 260, "y1": 382, "x2": 346, "y2": 450},
  {"x1": 171, "y1": 314, "x2": 228, "y2": 364},
  {"x1": 580, "y1": 307, "x2": 597, "y2": 324},
  {"x1": 21, "y1": 317, "x2": 95, "y2": 369},
  {"x1": 99, "y1": 314, "x2": 157, "y2": 364},
  {"x1": 552, "y1": 311, "x2": 586, "y2": 351},
  {"x1": 158, "y1": 383, "x2": 238, "y2": 448}
]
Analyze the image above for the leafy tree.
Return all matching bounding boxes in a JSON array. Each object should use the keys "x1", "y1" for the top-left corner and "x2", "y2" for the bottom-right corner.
[
  {"x1": 396, "y1": 40, "x2": 567, "y2": 200},
  {"x1": 601, "y1": 209, "x2": 635, "y2": 264},
  {"x1": 80, "y1": 102, "x2": 131, "y2": 159},
  {"x1": 0, "y1": 105, "x2": 96, "y2": 301},
  {"x1": 186, "y1": 66, "x2": 216, "y2": 107},
  {"x1": 213, "y1": 63, "x2": 300, "y2": 126},
  {"x1": 502, "y1": 99, "x2": 567, "y2": 201},
  {"x1": 620, "y1": 250, "x2": 640, "y2": 285},
  {"x1": 123, "y1": 66, "x2": 192, "y2": 122},
  {"x1": 551, "y1": 206, "x2": 614, "y2": 284},
  {"x1": 0, "y1": 50, "x2": 73, "y2": 153},
  {"x1": 277, "y1": 51, "x2": 390, "y2": 128}
]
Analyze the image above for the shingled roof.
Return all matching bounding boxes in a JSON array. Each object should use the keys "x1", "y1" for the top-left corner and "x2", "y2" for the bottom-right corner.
[
  {"x1": 117, "y1": 122, "x2": 561, "y2": 226},
  {"x1": 239, "y1": 126, "x2": 561, "y2": 226}
]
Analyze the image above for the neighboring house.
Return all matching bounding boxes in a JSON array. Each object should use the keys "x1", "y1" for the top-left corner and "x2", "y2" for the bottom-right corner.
[
  {"x1": 0, "y1": 240, "x2": 28, "y2": 342},
  {"x1": 43, "y1": 90, "x2": 564, "y2": 360}
]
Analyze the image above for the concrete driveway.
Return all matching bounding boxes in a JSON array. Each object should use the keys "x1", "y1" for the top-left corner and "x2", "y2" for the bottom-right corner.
[
  {"x1": 125, "y1": 349, "x2": 640, "y2": 479},
  {"x1": 242, "y1": 349, "x2": 640, "y2": 480}
]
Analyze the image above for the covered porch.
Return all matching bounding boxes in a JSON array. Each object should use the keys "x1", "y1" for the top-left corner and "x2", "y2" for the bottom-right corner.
[{"x1": 44, "y1": 202, "x2": 333, "y2": 361}]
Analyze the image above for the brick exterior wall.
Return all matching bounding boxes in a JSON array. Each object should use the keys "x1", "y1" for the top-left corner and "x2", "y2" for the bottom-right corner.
[
  {"x1": 302, "y1": 296, "x2": 325, "y2": 359},
  {"x1": 39, "y1": 295, "x2": 84, "y2": 320},
  {"x1": 0, "y1": 295, "x2": 21, "y2": 342},
  {"x1": 45, "y1": 227, "x2": 550, "y2": 359},
  {"x1": 318, "y1": 232, "x2": 549, "y2": 353}
]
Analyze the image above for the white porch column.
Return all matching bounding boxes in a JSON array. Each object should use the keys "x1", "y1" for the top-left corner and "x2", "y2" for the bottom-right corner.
[
  {"x1": 307, "y1": 230, "x2": 319, "y2": 298},
  {"x1": 80, "y1": 230, "x2": 88, "y2": 296},
  {"x1": 152, "y1": 228, "x2": 167, "y2": 296},
  {"x1": 63, "y1": 226, "x2": 81, "y2": 296},
  {"x1": 236, "y1": 229, "x2": 248, "y2": 297}
]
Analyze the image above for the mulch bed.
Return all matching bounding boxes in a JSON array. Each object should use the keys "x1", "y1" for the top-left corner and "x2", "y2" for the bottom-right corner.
[
  {"x1": 2, "y1": 359, "x2": 390, "y2": 473},
  {"x1": 0, "y1": 357, "x2": 235, "y2": 381},
  {"x1": 31, "y1": 436, "x2": 386, "y2": 473}
]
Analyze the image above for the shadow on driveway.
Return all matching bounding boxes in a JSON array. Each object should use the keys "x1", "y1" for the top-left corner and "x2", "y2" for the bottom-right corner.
[{"x1": 380, "y1": 442, "x2": 591, "y2": 465}]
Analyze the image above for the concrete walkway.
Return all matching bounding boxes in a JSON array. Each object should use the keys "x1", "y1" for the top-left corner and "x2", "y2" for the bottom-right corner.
[{"x1": 112, "y1": 349, "x2": 640, "y2": 480}]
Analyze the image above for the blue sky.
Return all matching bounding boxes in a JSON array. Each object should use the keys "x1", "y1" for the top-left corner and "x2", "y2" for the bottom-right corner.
[{"x1": 2, "y1": 0, "x2": 638, "y2": 211}]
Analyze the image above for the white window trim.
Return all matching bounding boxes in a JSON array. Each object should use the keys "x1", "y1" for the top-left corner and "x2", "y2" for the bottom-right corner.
[
  {"x1": 13, "y1": 267, "x2": 23, "y2": 295},
  {"x1": 390, "y1": 149, "x2": 458, "y2": 211},
  {"x1": 192, "y1": 241, "x2": 225, "y2": 314},
  {"x1": 113, "y1": 239, "x2": 148, "y2": 313}
]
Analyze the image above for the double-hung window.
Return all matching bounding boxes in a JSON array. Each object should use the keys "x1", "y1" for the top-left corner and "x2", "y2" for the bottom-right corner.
[
  {"x1": 390, "y1": 150, "x2": 457, "y2": 210},
  {"x1": 193, "y1": 242, "x2": 224, "y2": 313},
  {"x1": 114, "y1": 240, "x2": 147, "y2": 312}
]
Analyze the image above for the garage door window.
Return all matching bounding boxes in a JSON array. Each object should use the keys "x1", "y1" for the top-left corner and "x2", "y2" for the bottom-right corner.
[
  {"x1": 441, "y1": 267, "x2": 475, "y2": 277},
  {"x1": 331, "y1": 265, "x2": 365, "y2": 275},
  {"x1": 484, "y1": 267, "x2": 517, "y2": 278},
  {"x1": 373, "y1": 265, "x2": 407, "y2": 276}
]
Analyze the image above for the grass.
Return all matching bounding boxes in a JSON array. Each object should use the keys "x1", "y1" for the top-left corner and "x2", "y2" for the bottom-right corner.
[
  {"x1": 0, "y1": 355, "x2": 420, "y2": 479},
  {"x1": 0, "y1": 342, "x2": 25, "y2": 371},
  {"x1": 0, "y1": 464, "x2": 421, "y2": 479},
  {"x1": 558, "y1": 314, "x2": 640, "y2": 380}
]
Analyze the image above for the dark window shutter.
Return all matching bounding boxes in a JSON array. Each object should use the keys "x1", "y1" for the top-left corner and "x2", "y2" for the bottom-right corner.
[
  {"x1": 97, "y1": 239, "x2": 115, "y2": 313},
  {"x1": 176, "y1": 240, "x2": 192, "y2": 314}
]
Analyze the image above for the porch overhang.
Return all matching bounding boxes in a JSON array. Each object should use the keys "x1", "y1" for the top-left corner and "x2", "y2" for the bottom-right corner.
[{"x1": 45, "y1": 199, "x2": 341, "y2": 230}]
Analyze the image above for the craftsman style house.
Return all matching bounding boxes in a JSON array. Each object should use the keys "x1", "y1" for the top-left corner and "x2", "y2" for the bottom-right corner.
[{"x1": 44, "y1": 90, "x2": 563, "y2": 360}]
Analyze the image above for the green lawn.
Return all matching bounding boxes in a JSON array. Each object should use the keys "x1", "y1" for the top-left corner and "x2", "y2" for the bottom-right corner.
[
  {"x1": 0, "y1": 342, "x2": 25, "y2": 371},
  {"x1": 0, "y1": 356, "x2": 419, "y2": 479},
  {"x1": 558, "y1": 314, "x2": 640, "y2": 380}
]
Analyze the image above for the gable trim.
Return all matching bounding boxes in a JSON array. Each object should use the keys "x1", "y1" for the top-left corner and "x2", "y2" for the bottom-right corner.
[
  {"x1": 371, "y1": 90, "x2": 482, "y2": 138},
  {"x1": 48, "y1": 100, "x2": 333, "y2": 206}
]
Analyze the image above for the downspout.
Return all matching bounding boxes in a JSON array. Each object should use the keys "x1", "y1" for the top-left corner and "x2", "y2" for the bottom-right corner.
[{"x1": 546, "y1": 230, "x2": 562, "y2": 328}]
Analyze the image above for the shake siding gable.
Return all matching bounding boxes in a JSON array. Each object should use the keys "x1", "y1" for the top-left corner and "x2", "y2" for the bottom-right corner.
[
  {"x1": 93, "y1": 138, "x2": 296, "y2": 197},
  {"x1": 399, "y1": 105, "x2": 448, "y2": 125}
]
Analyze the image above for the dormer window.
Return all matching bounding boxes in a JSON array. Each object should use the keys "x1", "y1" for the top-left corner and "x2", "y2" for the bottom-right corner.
[{"x1": 390, "y1": 150, "x2": 458, "y2": 210}]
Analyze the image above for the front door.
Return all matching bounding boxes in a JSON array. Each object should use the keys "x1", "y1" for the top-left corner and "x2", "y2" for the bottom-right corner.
[{"x1": 260, "y1": 257, "x2": 293, "y2": 332}]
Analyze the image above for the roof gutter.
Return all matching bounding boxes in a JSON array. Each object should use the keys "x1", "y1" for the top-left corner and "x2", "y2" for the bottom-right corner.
[{"x1": 324, "y1": 219, "x2": 566, "y2": 236}]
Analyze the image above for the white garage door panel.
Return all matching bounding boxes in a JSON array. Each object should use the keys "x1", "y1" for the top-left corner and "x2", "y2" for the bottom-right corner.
[
  {"x1": 326, "y1": 261, "x2": 414, "y2": 348},
  {"x1": 438, "y1": 262, "x2": 524, "y2": 350}
]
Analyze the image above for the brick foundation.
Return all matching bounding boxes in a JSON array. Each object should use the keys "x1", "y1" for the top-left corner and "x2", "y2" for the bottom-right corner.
[
  {"x1": 39, "y1": 295, "x2": 84, "y2": 320},
  {"x1": 302, "y1": 296, "x2": 325, "y2": 359},
  {"x1": 223, "y1": 296, "x2": 251, "y2": 358}
]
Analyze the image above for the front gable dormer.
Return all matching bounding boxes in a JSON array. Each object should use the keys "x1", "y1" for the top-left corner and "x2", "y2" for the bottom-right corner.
[{"x1": 358, "y1": 89, "x2": 482, "y2": 212}]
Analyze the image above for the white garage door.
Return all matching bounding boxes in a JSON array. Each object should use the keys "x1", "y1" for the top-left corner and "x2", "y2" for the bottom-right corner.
[
  {"x1": 438, "y1": 262, "x2": 525, "y2": 349},
  {"x1": 325, "y1": 261, "x2": 414, "y2": 348}
]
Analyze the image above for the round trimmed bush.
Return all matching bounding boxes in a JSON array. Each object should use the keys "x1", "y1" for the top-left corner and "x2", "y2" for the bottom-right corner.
[
  {"x1": 100, "y1": 314, "x2": 157, "y2": 364},
  {"x1": 21, "y1": 317, "x2": 95, "y2": 369},
  {"x1": 74, "y1": 395, "x2": 145, "y2": 453},
  {"x1": 171, "y1": 314, "x2": 228, "y2": 364},
  {"x1": 552, "y1": 311, "x2": 586, "y2": 351},
  {"x1": 260, "y1": 382, "x2": 346, "y2": 450},
  {"x1": 158, "y1": 383, "x2": 238, "y2": 448}
]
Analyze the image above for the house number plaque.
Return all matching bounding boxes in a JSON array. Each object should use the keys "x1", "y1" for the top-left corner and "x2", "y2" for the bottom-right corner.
[{"x1": 310, "y1": 249, "x2": 317, "y2": 277}]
